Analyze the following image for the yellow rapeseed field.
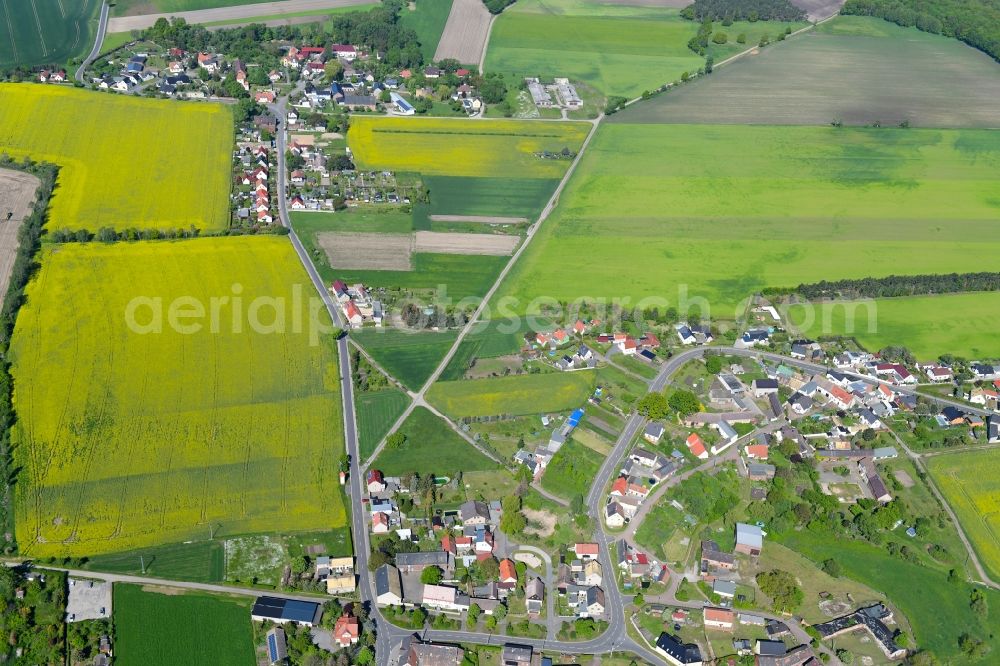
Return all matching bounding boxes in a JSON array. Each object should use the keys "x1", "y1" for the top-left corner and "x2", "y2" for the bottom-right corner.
[
  {"x1": 348, "y1": 116, "x2": 590, "y2": 178},
  {"x1": 0, "y1": 84, "x2": 232, "y2": 232},
  {"x1": 10, "y1": 237, "x2": 346, "y2": 557}
]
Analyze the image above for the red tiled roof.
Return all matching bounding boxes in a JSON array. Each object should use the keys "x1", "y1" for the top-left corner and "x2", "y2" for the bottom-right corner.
[
  {"x1": 610, "y1": 477, "x2": 628, "y2": 495},
  {"x1": 746, "y1": 444, "x2": 769, "y2": 459},
  {"x1": 499, "y1": 559, "x2": 517, "y2": 582},
  {"x1": 575, "y1": 543, "x2": 599, "y2": 556}
]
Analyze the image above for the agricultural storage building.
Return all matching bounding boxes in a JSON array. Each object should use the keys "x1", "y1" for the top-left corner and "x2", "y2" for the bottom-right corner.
[{"x1": 251, "y1": 596, "x2": 322, "y2": 626}]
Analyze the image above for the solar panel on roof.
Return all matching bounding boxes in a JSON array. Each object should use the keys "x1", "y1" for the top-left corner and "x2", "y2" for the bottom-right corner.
[{"x1": 267, "y1": 634, "x2": 278, "y2": 661}]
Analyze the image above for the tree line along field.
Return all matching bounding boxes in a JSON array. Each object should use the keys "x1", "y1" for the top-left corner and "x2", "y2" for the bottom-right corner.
[
  {"x1": 0, "y1": 85, "x2": 232, "y2": 232},
  {"x1": 0, "y1": 0, "x2": 98, "y2": 68},
  {"x1": 10, "y1": 237, "x2": 347, "y2": 557},
  {"x1": 785, "y1": 293, "x2": 1000, "y2": 359},
  {"x1": 614, "y1": 16, "x2": 1000, "y2": 128},
  {"x1": 347, "y1": 116, "x2": 590, "y2": 178},
  {"x1": 373, "y1": 407, "x2": 498, "y2": 476},
  {"x1": 497, "y1": 123, "x2": 1000, "y2": 320},
  {"x1": 927, "y1": 450, "x2": 1000, "y2": 584},
  {"x1": 427, "y1": 372, "x2": 595, "y2": 418},
  {"x1": 114, "y1": 585, "x2": 254, "y2": 666},
  {"x1": 483, "y1": 0, "x2": 704, "y2": 98}
]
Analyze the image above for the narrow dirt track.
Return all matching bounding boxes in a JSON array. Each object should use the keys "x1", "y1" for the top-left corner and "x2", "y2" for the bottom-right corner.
[{"x1": 108, "y1": 0, "x2": 375, "y2": 31}]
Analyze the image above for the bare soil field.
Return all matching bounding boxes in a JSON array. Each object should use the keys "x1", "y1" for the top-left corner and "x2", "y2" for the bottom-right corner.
[
  {"x1": 414, "y1": 231, "x2": 519, "y2": 255},
  {"x1": 434, "y1": 0, "x2": 492, "y2": 64},
  {"x1": 792, "y1": 0, "x2": 846, "y2": 20},
  {"x1": 429, "y1": 214, "x2": 528, "y2": 224},
  {"x1": 522, "y1": 507, "x2": 556, "y2": 537},
  {"x1": 614, "y1": 17, "x2": 1000, "y2": 128},
  {"x1": 317, "y1": 232, "x2": 413, "y2": 270},
  {"x1": 0, "y1": 170, "x2": 39, "y2": 307},
  {"x1": 108, "y1": 0, "x2": 374, "y2": 31}
]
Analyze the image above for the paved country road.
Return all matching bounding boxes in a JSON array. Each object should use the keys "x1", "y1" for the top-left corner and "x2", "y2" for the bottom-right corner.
[
  {"x1": 107, "y1": 0, "x2": 376, "y2": 32},
  {"x1": 75, "y1": 2, "x2": 109, "y2": 83}
]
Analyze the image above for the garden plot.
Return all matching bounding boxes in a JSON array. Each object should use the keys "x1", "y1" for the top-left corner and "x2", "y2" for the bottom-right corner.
[
  {"x1": 317, "y1": 232, "x2": 414, "y2": 270},
  {"x1": 414, "y1": 231, "x2": 518, "y2": 255}
]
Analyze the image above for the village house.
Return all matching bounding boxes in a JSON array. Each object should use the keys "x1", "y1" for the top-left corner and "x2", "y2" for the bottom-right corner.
[
  {"x1": 332, "y1": 614, "x2": 359, "y2": 647},
  {"x1": 374, "y1": 564, "x2": 403, "y2": 605},
  {"x1": 735, "y1": 523, "x2": 763, "y2": 556},
  {"x1": 703, "y1": 606, "x2": 735, "y2": 631}
]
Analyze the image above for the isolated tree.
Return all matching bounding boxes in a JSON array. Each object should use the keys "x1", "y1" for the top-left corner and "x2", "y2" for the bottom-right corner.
[
  {"x1": 668, "y1": 389, "x2": 701, "y2": 416},
  {"x1": 421, "y1": 566, "x2": 443, "y2": 585}
]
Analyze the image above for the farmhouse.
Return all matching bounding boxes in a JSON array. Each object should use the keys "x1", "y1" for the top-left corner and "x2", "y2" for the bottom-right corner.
[
  {"x1": 332, "y1": 614, "x2": 360, "y2": 647},
  {"x1": 251, "y1": 597, "x2": 322, "y2": 627},
  {"x1": 422, "y1": 584, "x2": 469, "y2": 613},
  {"x1": 703, "y1": 606, "x2": 735, "y2": 631},
  {"x1": 396, "y1": 550, "x2": 453, "y2": 575},
  {"x1": 375, "y1": 564, "x2": 403, "y2": 605},
  {"x1": 813, "y1": 604, "x2": 905, "y2": 659},
  {"x1": 655, "y1": 633, "x2": 703, "y2": 666}
]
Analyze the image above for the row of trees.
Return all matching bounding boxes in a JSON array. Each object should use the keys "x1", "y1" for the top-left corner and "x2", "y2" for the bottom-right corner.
[
  {"x1": 788, "y1": 272, "x2": 1000, "y2": 300},
  {"x1": 843, "y1": 0, "x2": 1000, "y2": 62},
  {"x1": 681, "y1": 0, "x2": 805, "y2": 22}
]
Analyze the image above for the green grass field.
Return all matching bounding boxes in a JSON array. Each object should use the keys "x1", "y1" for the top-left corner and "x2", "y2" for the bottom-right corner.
[
  {"x1": 357, "y1": 389, "x2": 410, "y2": 460},
  {"x1": 928, "y1": 449, "x2": 1000, "y2": 583},
  {"x1": 290, "y1": 209, "x2": 507, "y2": 300},
  {"x1": 440, "y1": 320, "x2": 529, "y2": 381},
  {"x1": 0, "y1": 0, "x2": 98, "y2": 67},
  {"x1": 785, "y1": 293, "x2": 1000, "y2": 358},
  {"x1": 412, "y1": 176, "x2": 559, "y2": 229},
  {"x1": 781, "y1": 531, "x2": 1000, "y2": 662},
  {"x1": 374, "y1": 407, "x2": 498, "y2": 476},
  {"x1": 634, "y1": 501, "x2": 682, "y2": 561},
  {"x1": 497, "y1": 123, "x2": 1000, "y2": 318},
  {"x1": 10, "y1": 237, "x2": 346, "y2": 557},
  {"x1": 348, "y1": 116, "x2": 590, "y2": 179},
  {"x1": 399, "y1": 0, "x2": 453, "y2": 61},
  {"x1": 111, "y1": 0, "x2": 276, "y2": 14},
  {"x1": 84, "y1": 541, "x2": 225, "y2": 583},
  {"x1": 540, "y1": 437, "x2": 603, "y2": 500},
  {"x1": 428, "y1": 372, "x2": 594, "y2": 418},
  {"x1": 615, "y1": 16, "x2": 1000, "y2": 127},
  {"x1": 352, "y1": 328, "x2": 457, "y2": 391},
  {"x1": 0, "y1": 85, "x2": 232, "y2": 232},
  {"x1": 484, "y1": 0, "x2": 703, "y2": 98},
  {"x1": 114, "y1": 585, "x2": 254, "y2": 666}
]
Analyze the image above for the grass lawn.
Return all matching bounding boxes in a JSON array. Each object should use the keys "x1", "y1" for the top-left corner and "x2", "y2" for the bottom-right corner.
[
  {"x1": 484, "y1": 0, "x2": 703, "y2": 98},
  {"x1": 0, "y1": 84, "x2": 231, "y2": 232},
  {"x1": 0, "y1": 0, "x2": 98, "y2": 67},
  {"x1": 348, "y1": 116, "x2": 590, "y2": 179},
  {"x1": 11, "y1": 238, "x2": 346, "y2": 557},
  {"x1": 357, "y1": 389, "x2": 410, "y2": 460},
  {"x1": 496, "y1": 123, "x2": 1000, "y2": 319},
  {"x1": 751, "y1": 542, "x2": 887, "y2": 624},
  {"x1": 352, "y1": 328, "x2": 457, "y2": 391},
  {"x1": 428, "y1": 372, "x2": 595, "y2": 418},
  {"x1": 412, "y1": 176, "x2": 559, "y2": 228},
  {"x1": 399, "y1": 0, "x2": 454, "y2": 61},
  {"x1": 374, "y1": 407, "x2": 498, "y2": 476},
  {"x1": 616, "y1": 16, "x2": 1000, "y2": 128},
  {"x1": 785, "y1": 292, "x2": 1000, "y2": 359},
  {"x1": 780, "y1": 530, "x2": 1000, "y2": 662},
  {"x1": 927, "y1": 449, "x2": 1000, "y2": 583},
  {"x1": 83, "y1": 541, "x2": 225, "y2": 583},
  {"x1": 114, "y1": 585, "x2": 254, "y2": 666},
  {"x1": 633, "y1": 501, "x2": 682, "y2": 561},
  {"x1": 540, "y1": 437, "x2": 604, "y2": 500},
  {"x1": 290, "y1": 209, "x2": 507, "y2": 300}
]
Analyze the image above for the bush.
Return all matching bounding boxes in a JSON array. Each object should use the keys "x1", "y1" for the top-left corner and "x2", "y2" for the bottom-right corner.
[
  {"x1": 737, "y1": 33, "x2": 747, "y2": 43},
  {"x1": 712, "y1": 32, "x2": 728, "y2": 44}
]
